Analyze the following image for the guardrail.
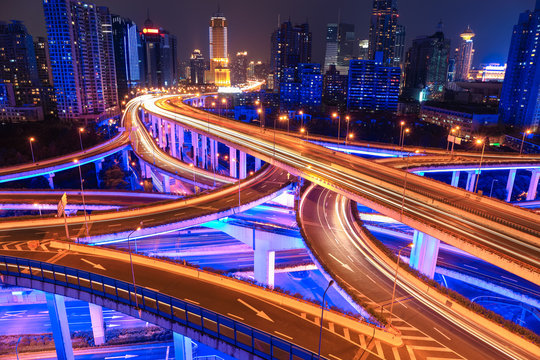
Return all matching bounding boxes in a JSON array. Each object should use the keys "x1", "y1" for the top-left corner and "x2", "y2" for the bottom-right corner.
[{"x1": 0, "y1": 254, "x2": 324, "y2": 360}]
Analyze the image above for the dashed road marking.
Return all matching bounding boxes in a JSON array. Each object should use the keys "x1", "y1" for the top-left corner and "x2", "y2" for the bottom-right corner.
[{"x1": 274, "y1": 331, "x2": 293, "y2": 340}]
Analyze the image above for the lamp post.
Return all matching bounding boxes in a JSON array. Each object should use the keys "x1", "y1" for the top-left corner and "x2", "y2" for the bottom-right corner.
[
  {"x1": 332, "y1": 112, "x2": 341, "y2": 146},
  {"x1": 78, "y1": 128, "x2": 85, "y2": 152},
  {"x1": 300, "y1": 127, "x2": 309, "y2": 141},
  {"x1": 401, "y1": 128, "x2": 410, "y2": 153},
  {"x1": 257, "y1": 108, "x2": 263, "y2": 129},
  {"x1": 299, "y1": 110, "x2": 304, "y2": 125},
  {"x1": 473, "y1": 139, "x2": 486, "y2": 194},
  {"x1": 489, "y1": 179, "x2": 498, "y2": 198},
  {"x1": 520, "y1": 129, "x2": 532, "y2": 155},
  {"x1": 400, "y1": 149, "x2": 418, "y2": 220},
  {"x1": 399, "y1": 121, "x2": 405, "y2": 149},
  {"x1": 74, "y1": 159, "x2": 89, "y2": 237},
  {"x1": 390, "y1": 243, "x2": 413, "y2": 323},
  {"x1": 450, "y1": 126, "x2": 460, "y2": 158},
  {"x1": 345, "y1": 115, "x2": 351, "y2": 145},
  {"x1": 127, "y1": 225, "x2": 142, "y2": 309},
  {"x1": 28, "y1": 137, "x2": 35, "y2": 163},
  {"x1": 280, "y1": 115, "x2": 290, "y2": 134},
  {"x1": 189, "y1": 163, "x2": 197, "y2": 193},
  {"x1": 317, "y1": 279, "x2": 334, "y2": 359}
]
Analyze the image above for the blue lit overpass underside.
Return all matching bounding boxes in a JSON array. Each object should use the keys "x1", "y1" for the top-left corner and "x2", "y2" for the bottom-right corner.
[
  {"x1": 298, "y1": 184, "x2": 539, "y2": 360},
  {"x1": 146, "y1": 96, "x2": 540, "y2": 286},
  {"x1": 0, "y1": 245, "x2": 393, "y2": 360}
]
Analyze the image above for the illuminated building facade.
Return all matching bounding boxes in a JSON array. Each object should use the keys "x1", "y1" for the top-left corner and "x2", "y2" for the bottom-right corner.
[
  {"x1": 112, "y1": 15, "x2": 142, "y2": 100},
  {"x1": 190, "y1": 49, "x2": 206, "y2": 85},
  {"x1": 347, "y1": 52, "x2": 400, "y2": 112},
  {"x1": 324, "y1": 23, "x2": 356, "y2": 73},
  {"x1": 231, "y1": 51, "x2": 248, "y2": 85},
  {"x1": 208, "y1": 9, "x2": 230, "y2": 86},
  {"x1": 454, "y1": 26, "x2": 475, "y2": 81},
  {"x1": 279, "y1": 63, "x2": 322, "y2": 110},
  {"x1": 43, "y1": 0, "x2": 118, "y2": 119},
  {"x1": 499, "y1": 0, "x2": 540, "y2": 130},
  {"x1": 140, "y1": 16, "x2": 177, "y2": 88},
  {"x1": 368, "y1": 0, "x2": 399, "y2": 66},
  {"x1": 468, "y1": 63, "x2": 506, "y2": 82},
  {"x1": 323, "y1": 65, "x2": 347, "y2": 107}
]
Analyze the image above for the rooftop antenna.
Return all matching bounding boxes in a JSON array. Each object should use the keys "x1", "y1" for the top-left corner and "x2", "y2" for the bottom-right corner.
[{"x1": 146, "y1": 8, "x2": 150, "y2": 21}]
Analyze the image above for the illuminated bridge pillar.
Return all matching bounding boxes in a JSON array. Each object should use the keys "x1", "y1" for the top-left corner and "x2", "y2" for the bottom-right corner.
[
  {"x1": 163, "y1": 174, "x2": 171, "y2": 193},
  {"x1": 527, "y1": 169, "x2": 540, "y2": 200},
  {"x1": 150, "y1": 114, "x2": 157, "y2": 138},
  {"x1": 254, "y1": 247, "x2": 275, "y2": 287},
  {"x1": 170, "y1": 123, "x2": 177, "y2": 157},
  {"x1": 94, "y1": 160, "x2": 103, "y2": 188},
  {"x1": 506, "y1": 169, "x2": 517, "y2": 202},
  {"x1": 255, "y1": 158, "x2": 262, "y2": 171},
  {"x1": 230, "y1": 147, "x2": 238, "y2": 178},
  {"x1": 210, "y1": 139, "x2": 217, "y2": 170},
  {"x1": 121, "y1": 149, "x2": 130, "y2": 171},
  {"x1": 173, "y1": 332, "x2": 193, "y2": 360},
  {"x1": 239, "y1": 151, "x2": 247, "y2": 179},
  {"x1": 191, "y1": 131, "x2": 199, "y2": 167},
  {"x1": 410, "y1": 230, "x2": 440, "y2": 279},
  {"x1": 158, "y1": 119, "x2": 165, "y2": 148},
  {"x1": 46, "y1": 293, "x2": 74, "y2": 360},
  {"x1": 46, "y1": 173, "x2": 55, "y2": 189},
  {"x1": 201, "y1": 135, "x2": 208, "y2": 169},
  {"x1": 465, "y1": 171, "x2": 476, "y2": 192},
  {"x1": 88, "y1": 303, "x2": 105, "y2": 346},
  {"x1": 450, "y1": 171, "x2": 460, "y2": 187},
  {"x1": 177, "y1": 125, "x2": 184, "y2": 159}
]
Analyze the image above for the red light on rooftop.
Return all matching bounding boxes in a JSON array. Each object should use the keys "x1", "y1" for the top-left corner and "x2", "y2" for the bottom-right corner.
[{"x1": 143, "y1": 28, "x2": 159, "y2": 34}]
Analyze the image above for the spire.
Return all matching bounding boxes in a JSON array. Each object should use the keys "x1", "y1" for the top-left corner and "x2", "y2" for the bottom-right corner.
[{"x1": 144, "y1": 8, "x2": 154, "y2": 28}]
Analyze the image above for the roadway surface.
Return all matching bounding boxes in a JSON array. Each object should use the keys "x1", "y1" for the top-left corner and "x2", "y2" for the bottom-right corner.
[
  {"x1": 145, "y1": 96, "x2": 540, "y2": 285},
  {"x1": 299, "y1": 185, "x2": 536, "y2": 360}
]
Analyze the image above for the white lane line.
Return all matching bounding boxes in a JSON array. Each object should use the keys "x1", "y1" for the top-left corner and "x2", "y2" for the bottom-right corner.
[
  {"x1": 227, "y1": 313, "x2": 244, "y2": 321},
  {"x1": 462, "y1": 264, "x2": 477, "y2": 270},
  {"x1": 274, "y1": 331, "x2": 293, "y2": 340},
  {"x1": 184, "y1": 298, "x2": 200, "y2": 305},
  {"x1": 364, "y1": 274, "x2": 375, "y2": 283},
  {"x1": 432, "y1": 326, "x2": 451, "y2": 341},
  {"x1": 501, "y1": 275, "x2": 518, "y2": 282},
  {"x1": 108, "y1": 224, "x2": 122, "y2": 227},
  {"x1": 328, "y1": 354, "x2": 343, "y2": 360}
]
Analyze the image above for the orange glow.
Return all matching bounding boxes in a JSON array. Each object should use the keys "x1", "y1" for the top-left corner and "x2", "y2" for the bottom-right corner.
[{"x1": 143, "y1": 28, "x2": 159, "y2": 34}]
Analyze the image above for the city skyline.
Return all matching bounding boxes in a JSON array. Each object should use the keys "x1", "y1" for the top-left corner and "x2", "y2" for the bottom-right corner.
[{"x1": 0, "y1": 0, "x2": 535, "y2": 65}]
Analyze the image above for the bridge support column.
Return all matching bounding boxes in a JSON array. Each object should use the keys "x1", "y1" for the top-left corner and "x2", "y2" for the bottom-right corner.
[
  {"x1": 177, "y1": 125, "x2": 184, "y2": 159},
  {"x1": 527, "y1": 169, "x2": 540, "y2": 201},
  {"x1": 157, "y1": 118, "x2": 165, "y2": 148},
  {"x1": 46, "y1": 173, "x2": 55, "y2": 189},
  {"x1": 46, "y1": 293, "x2": 74, "y2": 360},
  {"x1": 450, "y1": 171, "x2": 460, "y2": 187},
  {"x1": 150, "y1": 115, "x2": 157, "y2": 137},
  {"x1": 465, "y1": 171, "x2": 476, "y2": 192},
  {"x1": 210, "y1": 139, "x2": 217, "y2": 171},
  {"x1": 94, "y1": 160, "x2": 103, "y2": 188},
  {"x1": 229, "y1": 147, "x2": 238, "y2": 178},
  {"x1": 254, "y1": 247, "x2": 275, "y2": 287},
  {"x1": 506, "y1": 169, "x2": 517, "y2": 202},
  {"x1": 88, "y1": 303, "x2": 105, "y2": 346},
  {"x1": 239, "y1": 151, "x2": 247, "y2": 179},
  {"x1": 162, "y1": 174, "x2": 171, "y2": 193},
  {"x1": 191, "y1": 131, "x2": 199, "y2": 167},
  {"x1": 170, "y1": 123, "x2": 177, "y2": 158},
  {"x1": 121, "y1": 149, "x2": 129, "y2": 171},
  {"x1": 173, "y1": 332, "x2": 193, "y2": 360},
  {"x1": 255, "y1": 158, "x2": 262, "y2": 171},
  {"x1": 201, "y1": 135, "x2": 208, "y2": 169},
  {"x1": 410, "y1": 230, "x2": 440, "y2": 279}
]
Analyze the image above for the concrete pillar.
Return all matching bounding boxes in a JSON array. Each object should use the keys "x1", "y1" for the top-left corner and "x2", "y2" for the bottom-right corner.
[
  {"x1": 173, "y1": 332, "x2": 193, "y2": 360},
  {"x1": 201, "y1": 135, "x2": 208, "y2": 169},
  {"x1": 46, "y1": 173, "x2": 55, "y2": 189},
  {"x1": 254, "y1": 247, "x2": 275, "y2": 287},
  {"x1": 157, "y1": 118, "x2": 164, "y2": 148},
  {"x1": 46, "y1": 293, "x2": 74, "y2": 360},
  {"x1": 465, "y1": 171, "x2": 476, "y2": 192},
  {"x1": 94, "y1": 160, "x2": 103, "y2": 188},
  {"x1": 121, "y1": 150, "x2": 129, "y2": 171},
  {"x1": 450, "y1": 171, "x2": 460, "y2": 187},
  {"x1": 151, "y1": 115, "x2": 157, "y2": 137},
  {"x1": 163, "y1": 174, "x2": 171, "y2": 193},
  {"x1": 177, "y1": 125, "x2": 184, "y2": 154},
  {"x1": 239, "y1": 151, "x2": 247, "y2": 179},
  {"x1": 191, "y1": 131, "x2": 198, "y2": 167},
  {"x1": 229, "y1": 147, "x2": 237, "y2": 178},
  {"x1": 255, "y1": 158, "x2": 262, "y2": 171},
  {"x1": 410, "y1": 230, "x2": 440, "y2": 279},
  {"x1": 170, "y1": 123, "x2": 177, "y2": 158},
  {"x1": 145, "y1": 164, "x2": 152, "y2": 179},
  {"x1": 88, "y1": 303, "x2": 105, "y2": 346},
  {"x1": 527, "y1": 169, "x2": 540, "y2": 201},
  {"x1": 506, "y1": 169, "x2": 517, "y2": 202},
  {"x1": 210, "y1": 139, "x2": 217, "y2": 170}
]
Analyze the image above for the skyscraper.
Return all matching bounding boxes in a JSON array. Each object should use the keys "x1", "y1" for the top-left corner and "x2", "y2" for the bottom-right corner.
[
  {"x1": 454, "y1": 26, "x2": 475, "y2": 81},
  {"x1": 270, "y1": 21, "x2": 312, "y2": 86},
  {"x1": 394, "y1": 25, "x2": 406, "y2": 67},
  {"x1": 324, "y1": 23, "x2": 355, "y2": 73},
  {"x1": 231, "y1": 51, "x2": 248, "y2": 85},
  {"x1": 190, "y1": 50, "x2": 206, "y2": 85},
  {"x1": 499, "y1": 1, "x2": 540, "y2": 130},
  {"x1": 368, "y1": 0, "x2": 399, "y2": 66},
  {"x1": 323, "y1": 65, "x2": 348, "y2": 107},
  {"x1": 43, "y1": 0, "x2": 118, "y2": 120},
  {"x1": 358, "y1": 39, "x2": 370, "y2": 60},
  {"x1": 404, "y1": 23, "x2": 451, "y2": 100},
  {"x1": 34, "y1": 37, "x2": 53, "y2": 87},
  {"x1": 112, "y1": 15, "x2": 142, "y2": 100},
  {"x1": 209, "y1": 9, "x2": 230, "y2": 86},
  {"x1": 324, "y1": 24, "x2": 339, "y2": 72},
  {"x1": 140, "y1": 16, "x2": 177, "y2": 88}
]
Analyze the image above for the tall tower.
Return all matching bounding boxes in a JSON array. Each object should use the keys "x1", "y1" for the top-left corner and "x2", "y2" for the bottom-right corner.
[
  {"x1": 499, "y1": 1, "x2": 540, "y2": 130},
  {"x1": 209, "y1": 8, "x2": 230, "y2": 86},
  {"x1": 368, "y1": 0, "x2": 399, "y2": 66},
  {"x1": 454, "y1": 26, "x2": 475, "y2": 81}
]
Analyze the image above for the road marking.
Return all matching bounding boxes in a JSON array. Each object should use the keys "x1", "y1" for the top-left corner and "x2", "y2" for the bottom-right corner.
[
  {"x1": 407, "y1": 346, "x2": 455, "y2": 352},
  {"x1": 432, "y1": 326, "x2": 451, "y2": 340},
  {"x1": 40, "y1": 244, "x2": 49, "y2": 252},
  {"x1": 227, "y1": 313, "x2": 244, "y2": 321},
  {"x1": 81, "y1": 258, "x2": 106, "y2": 271},
  {"x1": 184, "y1": 298, "x2": 199, "y2": 305},
  {"x1": 462, "y1": 264, "x2": 477, "y2": 270},
  {"x1": 501, "y1": 275, "x2": 517, "y2": 283},
  {"x1": 328, "y1": 253, "x2": 353, "y2": 272},
  {"x1": 343, "y1": 328, "x2": 350, "y2": 340},
  {"x1": 328, "y1": 322, "x2": 335, "y2": 332},
  {"x1": 392, "y1": 346, "x2": 401, "y2": 360},
  {"x1": 108, "y1": 224, "x2": 122, "y2": 227},
  {"x1": 358, "y1": 334, "x2": 366, "y2": 348},
  {"x1": 374, "y1": 340, "x2": 384, "y2": 357},
  {"x1": 237, "y1": 298, "x2": 274, "y2": 322},
  {"x1": 364, "y1": 274, "x2": 375, "y2": 283},
  {"x1": 328, "y1": 354, "x2": 343, "y2": 360},
  {"x1": 15, "y1": 243, "x2": 22, "y2": 250},
  {"x1": 406, "y1": 346, "x2": 417, "y2": 360},
  {"x1": 47, "y1": 250, "x2": 69, "y2": 264},
  {"x1": 0, "y1": 235, "x2": 9, "y2": 239},
  {"x1": 274, "y1": 331, "x2": 293, "y2": 340}
]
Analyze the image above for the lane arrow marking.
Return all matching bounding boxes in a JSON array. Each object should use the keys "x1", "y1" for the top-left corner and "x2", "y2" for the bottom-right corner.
[
  {"x1": 237, "y1": 298, "x2": 274, "y2": 322},
  {"x1": 81, "y1": 258, "x2": 106, "y2": 270},
  {"x1": 328, "y1": 253, "x2": 353, "y2": 272}
]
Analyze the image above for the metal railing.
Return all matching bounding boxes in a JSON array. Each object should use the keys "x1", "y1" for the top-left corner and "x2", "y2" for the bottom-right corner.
[{"x1": 0, "y1": 255, "x2": 325, "y2": 360}]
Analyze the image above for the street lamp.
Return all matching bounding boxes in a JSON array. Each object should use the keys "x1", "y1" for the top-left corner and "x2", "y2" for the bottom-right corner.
[
  {"x1": 520, "y1": 129, "x2": 532, "y2": 155},
  {"x1": 299, "y1": 110, "x2": 304, "y2": 125},
  {"x1": 280, "y1": 115, "x2": 290, "y2": 134},
  {"x1": 300, "y1": 127, "x2": 309, "y2": 141},
  {"x1": 127, "y1": 225, "x2": 142, "y2": 309},
  {"x1": 332, "y1": 112, "x2": 341, "y2": 145},
  {"x1": 489, "y1": 179, "x2": 498, "y2": 198},
  {"x1": 73, "y1": 159, "x2": 89, "y2": 237},
  {"x1": 399, "y1": 121, "x2": 405, "y2": 148},
  {"x1": 473, "y1": 139, "x2": 486, "y2": 194},
  {"x1": 189, "y1": 163, "x2": 197, "y2": 193},
  {"x1": 78, "y1": 128, "x2": 85, "y2": 152},
  {"x1": 390, "y1": 243, "x2": 413, "y2": 323},
  {"x1": 28, "y1": 137, "x2": 35, "y2": 163},
  {"x1": 318, "y1": 279, "x2": 334, "y2": 359},
  {"x1": 345, "y1": 115, "x2": 351, "y2": 145},
  {"x1": 450, "y1": 126, "x2": 460, "y2": 158},
  {"x1": 401, "y1": 128, "x2": 410, "y2": 153},
  {"x1": 400, "y1": 150, "x2": 419, "y2": 220}
]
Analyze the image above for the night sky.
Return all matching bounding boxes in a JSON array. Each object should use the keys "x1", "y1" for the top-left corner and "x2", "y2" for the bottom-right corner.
[{"x1": 0, "y1": 0, "x2": 535, "y2": 66}]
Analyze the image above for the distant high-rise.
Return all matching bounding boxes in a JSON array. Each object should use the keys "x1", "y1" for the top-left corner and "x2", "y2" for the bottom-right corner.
[
  {"x1": 358, "y1": 39, "x2": 370, "y2": 60},
  {"x1": 348, "y1": 52, "x2": 400, "y2": 111},
  {"x1": 270, "y1": 21, "x2": 312, "y2": 86},
  {"x1": 368, "y1": 0, "x2": 399, "y2": 66},
  {"x1": 34, "y1": 36, "x2": 52, "y2": 87},
  {"x1": 454, "y1": 26, "x2": 475, "y2": 81},
  {"x1": 324, "y1": 23, "x2": 355, "y2": 73},
  {"x1": 209, "y1": 9, "x2": 230, "y2": 86},
  {"x1": 140, "y1": 16, "x2": 177, "y2": 88},
  {"x1": 393, "y1": 24, "x2": 406, "y2": 67},
  {"x1": 279, "y1": 63, "x2": 322, "y2": 110},
  {"x1": 231, "y1": 51, "x2": 248, "y2": 85},
  {"x1": 404, "y1": 23, "x2": 451, "y2": 100},
  {"x1": 112, "y1": 15, "x2": 142, "y2": 100},
  {"x1": 43, "y1": 0, "x2": 118, "y2": 119},
  {"x1": 499, "y1": 1, "x2": 540, "y2": 130},
  {"x1": 190, "y1": 50, "x2": 206, "y2": 85},
  {"x1": 324, "y1": 24, "x2": 339, "y2": 72},
  {"x1": 323, "y1": 65, "x2": 347, "y2": 107}
]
